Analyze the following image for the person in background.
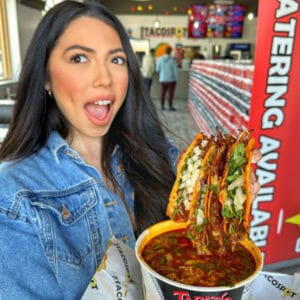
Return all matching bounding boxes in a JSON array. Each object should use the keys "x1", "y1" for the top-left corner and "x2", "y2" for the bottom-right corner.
[
  {"x1": 156, "y1": 46, "x2": 178, "y2": 111},
  {"x1": 142, "y1": 48, "x2": 156, "y2": 94},
  {"x1": 0, "y1": 1, "x2": 179, "y2": 298},
  {"x1": 126, "y1": 27, "x2": 135, "y2": 39},
  {"x1": 193, "y1": 51, "x2": 205, "y2": 60}
]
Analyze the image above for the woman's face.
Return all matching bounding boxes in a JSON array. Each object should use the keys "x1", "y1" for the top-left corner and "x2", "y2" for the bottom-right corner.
[{"x1": 45, "y1": 16, "x2": 129, "y2": 142}]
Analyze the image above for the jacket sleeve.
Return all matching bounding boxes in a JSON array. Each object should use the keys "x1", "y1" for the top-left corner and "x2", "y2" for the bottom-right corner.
[
  {"x1": 166, "y1": 137, "x2": 181, "y2": 174},
  {"x1": 156, "y1": 58, "x2": 161, "y2": 73},
  {"x1": 150, "y1": 58, "x2": 155, "y2": 74},
  {"x1": 173, "y1": 60, "x2": 178, "y2": 81},
  {"x1": 141, "y1": 56, "x2": 147, "y2": 76}
]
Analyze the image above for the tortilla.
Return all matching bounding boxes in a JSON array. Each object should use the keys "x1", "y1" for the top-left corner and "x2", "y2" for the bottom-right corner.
[{"x1": 167, "y1": 130, "x2": 255, "y2": 254}]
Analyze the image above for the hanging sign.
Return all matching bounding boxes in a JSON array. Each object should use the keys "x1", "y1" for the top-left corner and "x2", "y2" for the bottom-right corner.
[{"x1": 140, "y1": 26, "x2": 187, "y2": 38}]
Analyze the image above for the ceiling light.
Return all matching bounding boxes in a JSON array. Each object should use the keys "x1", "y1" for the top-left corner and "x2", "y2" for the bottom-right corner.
[
  {"x1": 214, "y1": 0, "x2": 234, "y2": 4},
  {"x1": 153, "y1": 17, "x2": 160, "y2": 28},
  {"x1": 247, "y1": 12, "x2": 255, "y2": 20}
]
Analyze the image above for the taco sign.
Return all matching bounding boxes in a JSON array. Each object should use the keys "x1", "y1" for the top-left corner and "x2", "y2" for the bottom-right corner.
[{"x1": 140, "y1": 26, "x2": 187, "y2": 39}]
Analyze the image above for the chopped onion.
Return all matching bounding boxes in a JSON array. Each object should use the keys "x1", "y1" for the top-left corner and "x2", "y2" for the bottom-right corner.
[
  {"x1": 228, "y1": 175, "x2": 244, "y2": 191},
  {"x1": 234, "y1": 187, "x2": 245, "y2": 211},
  {"x1": 196, "y1": 209, "x2": 205, "y2": 225}
]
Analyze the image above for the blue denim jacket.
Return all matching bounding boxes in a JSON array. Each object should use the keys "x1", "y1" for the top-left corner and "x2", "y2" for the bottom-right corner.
[
  {"x1": 0, "y1": 131, "x2": 179, "y2": 299},
  {"x1": 156, "y1": 55, "x2": 178, "y2": 83}
]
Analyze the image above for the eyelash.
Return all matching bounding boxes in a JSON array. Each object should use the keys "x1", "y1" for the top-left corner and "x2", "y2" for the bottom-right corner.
[
  {"x1": 70, "y1": 53, "x2": 127, "y2": 65},
  {"x1": 112, "y1": 56, "x2": 127, "y2": 65},
  {"x1": 70, "y1": 54, "x2": 87, "y2": 63}
]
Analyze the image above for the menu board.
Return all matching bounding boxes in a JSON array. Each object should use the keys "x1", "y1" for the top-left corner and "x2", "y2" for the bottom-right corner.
[
  {"x1": 188, "y1": 5, "x2": 207, "y2": 38},
  {"x1": 206, "y1": 4, "x2": 227, "y2": 38},
  {"x1": 188, "y1": 4, "x2": 245, "y2": 38},
  {"x1": 225, "y1": 4, "x2": 246, "y2": 38}
]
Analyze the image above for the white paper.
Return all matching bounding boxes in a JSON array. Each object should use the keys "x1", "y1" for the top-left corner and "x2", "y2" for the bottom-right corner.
[
  {"x1": 82, "y1": 236, "x2": 144, "y2": 300},
  {"x1": 242, "y1": 271, "x2": 300, "y2": 300}
]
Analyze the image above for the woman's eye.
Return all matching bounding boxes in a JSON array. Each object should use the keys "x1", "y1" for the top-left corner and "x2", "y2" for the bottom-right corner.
[
  {"x1": 70, "y1": 54, "x2": 88, "y2": 63},
  {"x1": 112, "y1": 56, "x2": 126, "y2": 65}
]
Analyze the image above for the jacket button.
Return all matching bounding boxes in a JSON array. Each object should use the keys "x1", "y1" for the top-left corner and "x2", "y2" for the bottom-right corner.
[{"x1": 61, "y1": 204, "x2": 71, "y2": 219}]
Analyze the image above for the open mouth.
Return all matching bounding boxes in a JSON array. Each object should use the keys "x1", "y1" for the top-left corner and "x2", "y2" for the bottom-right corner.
[{"x1": 85, "y1": 100, "x2": 112, "y2": 122}]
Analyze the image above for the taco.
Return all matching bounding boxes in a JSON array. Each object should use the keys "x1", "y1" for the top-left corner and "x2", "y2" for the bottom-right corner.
[
  {"x1": 166, "y1": 133, "x2": 214, "y2": 222},
  {"x1": 219, "y1": 130, "x2": 255, "y2": 250},
  {"x1": 187, "y1": 132, "x2": 235, "y2": 255},
  {"x1": 167, "y1": 130, "x2": 255, "y2": 255}
]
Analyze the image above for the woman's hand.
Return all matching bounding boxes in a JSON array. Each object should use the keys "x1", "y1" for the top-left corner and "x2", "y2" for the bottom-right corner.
[{"x1": 250, "y1": 148, "x2": 262, "y2": 200}]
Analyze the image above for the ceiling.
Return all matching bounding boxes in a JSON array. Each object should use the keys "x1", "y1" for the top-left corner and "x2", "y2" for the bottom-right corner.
[
  {"x1": 97, "y1": 0, "x2": 259, "y2": 16},
  {"x1": 19, "y1": 1, "x2": 259, "y2": 16}
]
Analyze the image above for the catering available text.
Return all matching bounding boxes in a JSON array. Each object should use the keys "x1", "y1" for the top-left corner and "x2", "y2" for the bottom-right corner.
[{"x1": 248, "y1": 0, "x2": 300, "y2": 265}]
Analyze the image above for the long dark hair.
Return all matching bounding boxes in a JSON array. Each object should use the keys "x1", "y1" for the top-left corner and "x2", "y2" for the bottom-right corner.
[{"x1": 0, "y1": 0, "x2": 176, "y2": 234}]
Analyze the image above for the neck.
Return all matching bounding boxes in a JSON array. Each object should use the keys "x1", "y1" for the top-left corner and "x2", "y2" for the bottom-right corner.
[{"x1": 67, "y1": 134, "x2": 103, "y2": 171}]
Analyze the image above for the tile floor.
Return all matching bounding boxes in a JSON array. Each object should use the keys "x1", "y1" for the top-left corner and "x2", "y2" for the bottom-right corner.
[{"x1": 153, "y1": 96, "x2": 199, "y2": 152}]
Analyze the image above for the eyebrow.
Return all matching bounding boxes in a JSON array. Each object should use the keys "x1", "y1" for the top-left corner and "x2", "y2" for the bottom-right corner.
[{"x1": 63, "y1": 45, "x2": 126, "y2": 55}]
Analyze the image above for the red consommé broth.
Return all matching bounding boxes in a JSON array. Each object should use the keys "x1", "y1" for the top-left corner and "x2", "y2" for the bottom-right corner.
[{"x1": 142, "y1": 229, "x2": 256, "y2": 287}]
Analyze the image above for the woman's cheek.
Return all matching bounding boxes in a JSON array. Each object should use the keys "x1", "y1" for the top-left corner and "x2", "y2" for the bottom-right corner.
[{"x1": 51, "y1": 67, "x2": 82, "y2": 97}]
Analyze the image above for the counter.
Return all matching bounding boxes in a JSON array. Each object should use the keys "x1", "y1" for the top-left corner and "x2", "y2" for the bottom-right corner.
[
  {"x1": 0, "y1": 99, "x2": 14, "y2": 121},
  {"x1": 0, "y1": 99, "x2": 14, "y2": 143},
  {"x1": 187, "y1": 60, "x2": 254, "y2": 136}
]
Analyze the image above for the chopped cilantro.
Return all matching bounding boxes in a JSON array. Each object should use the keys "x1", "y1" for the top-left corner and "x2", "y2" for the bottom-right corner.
[
  {"x1": 187, "y1": 232, "x2": 194, "y2": 240},
  {"x1": 176, "y1": 195, "x2": 183, "y2": 205},
  {"x1": 222, "y1": 205, "x2": 244, "y2": 222},
  {"x1": 172, "y1": 208, "x2": 180, "y2": 217},
  {"x1": 226, "y1": 170, "x2": 242, "y2": 183},
  {"x1": 193, "y1": 223, "x2": 204, "y2": 233},
  {"x1": 159, "y1": 256, "x2": 167, "y2": 265},
  {"x1": 228, "y1": 144, "x2": 246, "y2": 179},
  {"x1": 222, "y1": 205, "x2": 235, "y2": 218},
  {"x1": 235, "y1": 209, "x2": 244, "y2": 222},
  {"x1": 208, "y1": 184, "x2": 219, "y2": 194}
]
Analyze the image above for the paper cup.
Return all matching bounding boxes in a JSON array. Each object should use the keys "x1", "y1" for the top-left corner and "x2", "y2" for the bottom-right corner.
[{"x1": 135, "y1": 220, "x2": 263, "y2": 300}]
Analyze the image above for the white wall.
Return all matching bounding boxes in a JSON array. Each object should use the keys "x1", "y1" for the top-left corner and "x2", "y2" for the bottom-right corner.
[
  {"x1": 17, "y1": 3, "x2": 43, "y2": 63},
  {"x1": 1, "y1": 0, "x2": 21, "y2": 84},
  {"x1": 118, "y1": 14, "x2": 257, "y2": 59}
]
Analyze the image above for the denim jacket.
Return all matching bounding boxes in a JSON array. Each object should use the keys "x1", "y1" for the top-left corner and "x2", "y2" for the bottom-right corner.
[
  {"x1": 156, "y1": 55, "x2": 178, "y2": 83},
  {"x1": 0, "y1": 131, "x2": 179, "y2": 299}
]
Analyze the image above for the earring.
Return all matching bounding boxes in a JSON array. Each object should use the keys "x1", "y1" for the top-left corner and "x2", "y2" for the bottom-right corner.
[{"x1": 47, "y1": 90, "x2": 53, "y2": 98}]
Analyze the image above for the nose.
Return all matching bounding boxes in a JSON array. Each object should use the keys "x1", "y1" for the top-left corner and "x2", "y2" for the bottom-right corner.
[{"x1": 92, "y1": 62, "x2": 112, "y2": 87}]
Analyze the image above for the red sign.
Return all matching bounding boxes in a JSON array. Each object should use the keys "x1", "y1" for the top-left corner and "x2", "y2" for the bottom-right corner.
[{"x1": 248, "y1": 0, "x2": 300, "y2": 265}]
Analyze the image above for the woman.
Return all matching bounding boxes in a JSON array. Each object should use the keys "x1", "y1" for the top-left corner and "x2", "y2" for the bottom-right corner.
[
  {"x1": 0, "y1": 1, "x2": 178, "y2": 298},
  {"x1": 142, "y1": 48, "x2": 156, "y2": 93},
  {"x1": 156, "y1": 46, "x2": 178, "y2": 111}
]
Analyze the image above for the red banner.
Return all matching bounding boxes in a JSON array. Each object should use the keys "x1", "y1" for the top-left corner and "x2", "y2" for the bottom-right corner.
[{"x1": 248, "y1": 0, "x2": 300, "y2": 265}]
